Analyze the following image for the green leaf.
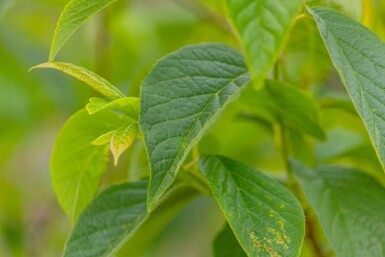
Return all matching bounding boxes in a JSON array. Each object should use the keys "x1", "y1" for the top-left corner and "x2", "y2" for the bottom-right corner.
[
  {"x1": 63, "y1": 180, "x2": 148, "y2": 257},
  {"x1": 291, "y1": 160, "x2": 385, "y2": 257},
  {"x1": 110, "y1": 123, "x2": 139, "y2": 166},
  {"x1": 213, "y1": 224, "x2": 247, "y2": 257},
  {"x1": 140, "y1": 43, "x2": 250, "y2": 211},
  {"x1": 86, "y1": 97, "x2": 140, "y2": 121},
  {"x1": 241, "y1": 80, "x2": 325, "y2": 140},
  {"x1": 31, "y1": 62, "x2": 124, "y2": 100},
  {"x1": 51, "y1": 109, "x2": 129, "y2": 224},
  {"x1": 49, "y1": 0, "x2": 117, "y2": 61},
  {"x1": 309, "y1": 6, "x2": 385, "y2": 171},
  {"x1": 200, "y1": 156, "x2": 305, "y2": 257},
  {"x1": 64, "y1": 181, "x2": 198, "y2": 257},
  {"x1": 225, "y1": 0, "x2": 303, "y2": 83}
]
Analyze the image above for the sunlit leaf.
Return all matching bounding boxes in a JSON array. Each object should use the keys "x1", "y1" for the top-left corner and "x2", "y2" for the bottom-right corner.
[
  {"x1": 31, "y1": 62, "x2": 124, "y2": 100},
  {"x1": 291, "y1": 160, "x2": 385, "y2": 257},
  {"x1": 51, "y1": 109, "x2": 129, "y2": 223},
  {"x1": 140, "y1": 43, "x2": 250, "y2": 211},
  {"x1": 200, "y1": 156, "x2": 305, "y2": 257}
]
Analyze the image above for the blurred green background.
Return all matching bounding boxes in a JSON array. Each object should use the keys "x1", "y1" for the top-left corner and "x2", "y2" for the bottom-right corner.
[{"x1": 1, "y1": 0, "x2": 385, "y2": 256}]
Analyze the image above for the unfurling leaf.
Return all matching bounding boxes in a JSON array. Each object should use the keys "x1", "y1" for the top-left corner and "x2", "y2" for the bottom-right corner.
[{"x1": 110, "y1": 123, "x2": 139, "y2": 166}]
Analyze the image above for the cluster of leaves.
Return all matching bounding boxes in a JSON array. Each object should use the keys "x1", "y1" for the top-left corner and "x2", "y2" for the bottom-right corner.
[{"x1": 32, "y1": 0, "x2": 385, "y2": 256}]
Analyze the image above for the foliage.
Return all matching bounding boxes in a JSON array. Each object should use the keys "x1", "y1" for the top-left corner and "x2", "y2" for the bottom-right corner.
[{"x1": 3, "y1": 0, "x2": 385, "y2": 256}]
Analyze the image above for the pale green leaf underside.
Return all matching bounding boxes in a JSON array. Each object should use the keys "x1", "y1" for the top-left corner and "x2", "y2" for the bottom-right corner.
[
  {"x1": 213, "y1": 224, "x2": 247, "y2": 257},
  {"x1": 31, "y1": 62, "x2": 124, "y2": 100},
  {"x1": 86, "y1": 97, "x2": 140, "y2": 121},
  {"x1": 291, "y1": 160, "x2": 385, "y2": 257},
  {"x1": 51, "y1": 109, "x2": 129, "y2": 224},
  {"x1": 309, "y1": 7, "x2": 385, "y2": 171},
  {"x1": 200, "y1": 156, "x2": 305, "y2": 257},
  {"x1": 225, "y1": 0, "x2": 303, "y2": 82},
  {"x1": 110, "y1": 123, "x2": 139, "y2": 166},
  {"x1": 63, "y1": 180, "x2": 149, "y2": 257},
  {"x1": 49, "y1": 0, "x2": 117, "y2": 61},
  {"x1": 140, "y1": 43, "x2": 250, "y2": 211}
]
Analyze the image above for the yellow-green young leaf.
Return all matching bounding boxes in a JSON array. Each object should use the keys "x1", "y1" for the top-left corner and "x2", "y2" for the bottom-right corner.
[
  {"x1": 225, "y1": 0, "x2": 303, "y2": 83},
  {"x1": 213, "y1": 224, "x2": 247, "y2": 257},
  {"x1": 31, "y1": 62, "x2": 124, "y2": 100},
  {"x1": 140, "y1": 43, "x2": 250, "y2": 211},
  {"x1": 110, "y1": 123, "x2": 139, "y2": 166},
  {"x1": 291, "y1": 160, "x2": 385, "y2": 257},
  {"x1": 86, "y1": 97, "x2": 140, "y2": 121},
  {"x1": 51, "y1": 109, "x2": 129, "y2": 224},
  {"x1": 309, "y1": 7, "x2": 385, "y2": 171},
  {"x1": 49, "y1": 0, "x2": 117, "y2": 61},
  {"x1": 91, "y1": 130, "x2": 115, "y2": 146},
  {"x1": 200, "y1": 156, "x2": 305, "y2": 257},
  {"x1": 64, "y1": 181, "x2": 198, "y2": 257}
]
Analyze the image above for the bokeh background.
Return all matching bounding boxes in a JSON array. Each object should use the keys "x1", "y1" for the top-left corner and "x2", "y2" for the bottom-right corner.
[{"x1": 1, "y1": 0, "x2": 385, "y2": 256}]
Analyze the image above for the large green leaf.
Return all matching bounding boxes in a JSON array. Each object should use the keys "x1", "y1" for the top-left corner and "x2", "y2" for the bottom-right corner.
[
  {"x1": 309, "y1": 7, "x2": 385, "y2": 171},
  {"x1": 200, "y1": 156, "x2": 305, "y2": 257},
  {"x1": 49, "y1": 0, "x2": 117, "y2": 61},
  {"x1": 225, "y1": 0, "x2": 303, "y2": 82},
  {"x1": 291, "y1": 160, "x2": 385, "y2": 257},
  {"x1": 64, "y1": 181, "x2": 198, "y2": 257},
  {"x1": 240, "y1": 80, "x2": 325, "y2": 140},
  {"x1": 51, "y1": 109, "x2": 128, "y2": 224},
  {"x1": 31, "y1": 62, "x2": 125, "y2": 100},
  {"x1": 140, "y1": 43, "x2": 250, "y2": 210},
  {"x1": 213, "y1": 224, "x2": 247, "y2": 257}
]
